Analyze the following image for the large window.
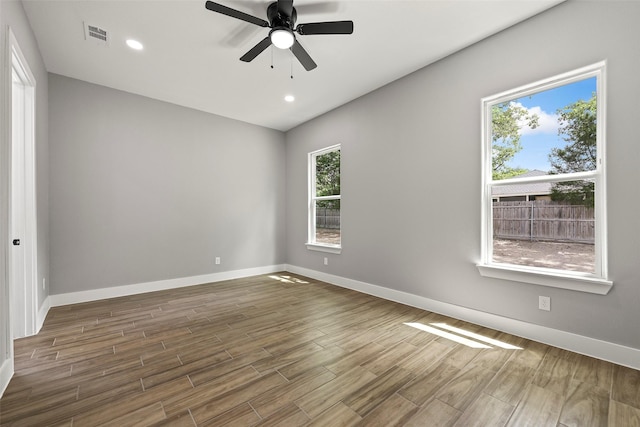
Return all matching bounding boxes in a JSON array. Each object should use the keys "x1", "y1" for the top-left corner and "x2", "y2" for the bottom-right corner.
[
  {"x1": 307, "y1": 145, "x2": 341, "y2": 253},
  {"x1": 478, "y1": 62, "x2": 611, "y2": 294}
]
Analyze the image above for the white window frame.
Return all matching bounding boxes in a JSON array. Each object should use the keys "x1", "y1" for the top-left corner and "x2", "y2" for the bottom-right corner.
[
  {"x1": 477, "y1": 62, "x2": 612, "y2": 294},
  {"x1": 306, "y1": 144, "x2": 341, "y2": 254}
]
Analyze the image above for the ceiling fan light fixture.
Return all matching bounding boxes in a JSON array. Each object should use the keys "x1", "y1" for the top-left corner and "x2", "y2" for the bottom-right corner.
[{"x1": 270, "y1": 28, "x2": 294, "y2": 49}]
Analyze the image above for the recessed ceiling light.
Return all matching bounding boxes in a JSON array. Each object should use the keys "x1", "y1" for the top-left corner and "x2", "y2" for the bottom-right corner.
[
  {"x1": 284, "y1": 95, "x2": 295, "y2": 102},
  {"x1": 126, "y1": 39, "x2": 143, "y2": 50}
]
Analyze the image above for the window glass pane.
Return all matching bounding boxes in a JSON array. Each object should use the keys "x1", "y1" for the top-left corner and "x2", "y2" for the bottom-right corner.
[
  {"x1": 315, "y1": 199, "x2": 340, "y2": 245},
  {"x1": 492, "y1": 179, "x2": 595, "y2": 273},
  {"x1": 315, "y1": 150, "x2": 340, "y2": 197},
  {"x1": 491, "y1": 77, "x2": 597, "y2": 180}
]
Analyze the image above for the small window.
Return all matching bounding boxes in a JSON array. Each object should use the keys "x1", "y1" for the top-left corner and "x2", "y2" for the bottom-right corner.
[
  {"x1": 478, "y1": 62, "x2": 611, "y2": 294},
  {"x1": 307, "y1": 145, "x2": 341, "y2": 253}
]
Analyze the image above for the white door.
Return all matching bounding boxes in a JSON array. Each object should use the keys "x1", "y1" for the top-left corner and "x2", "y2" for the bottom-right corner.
[
  {"x1": 9, "y1": 31, "x2": 37, "y2": 339},
  {"x1": 11, "y1": 67, "x2": 27, "y2": 339}
]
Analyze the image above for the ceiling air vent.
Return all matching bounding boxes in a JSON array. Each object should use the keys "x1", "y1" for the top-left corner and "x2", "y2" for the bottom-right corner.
[{"x1": 84, "y1": 22, "x2": 109, "y2": 46}]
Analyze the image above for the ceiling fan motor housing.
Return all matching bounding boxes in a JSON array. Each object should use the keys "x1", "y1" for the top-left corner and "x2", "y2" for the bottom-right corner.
[{"x1": 267, "y1": 2, "x2": 296, "y2": 29}]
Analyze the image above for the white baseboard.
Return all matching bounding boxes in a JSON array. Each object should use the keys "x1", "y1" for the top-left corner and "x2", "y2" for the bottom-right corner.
[
  {"x1": 49, "y1": 264, "x2": 286, "y2": 307},
  {"x1": 0, "y1": 356, "x2": 14, "y2": 399},
  {"x1": 285, "y1": 264, "x2": 640, "y2": 371}
]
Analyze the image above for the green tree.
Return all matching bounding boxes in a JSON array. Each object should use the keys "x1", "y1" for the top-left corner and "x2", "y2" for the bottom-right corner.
[
  {"x1": 316, "y1": 150, "x2": 340, "y2": 210},
  {"x1": 548, "y1": 93, "x2": 597, "y2": 207},
  {"x1": 491, "y1": 102, "x2": 539, "y2": 180}
]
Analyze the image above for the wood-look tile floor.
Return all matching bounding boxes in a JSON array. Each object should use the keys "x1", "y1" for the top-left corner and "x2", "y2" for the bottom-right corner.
[{"x1": 1, "y1": 273, "x2": 639, "y2": 426}]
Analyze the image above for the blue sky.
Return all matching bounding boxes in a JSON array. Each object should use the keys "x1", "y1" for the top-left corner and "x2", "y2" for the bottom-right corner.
[{"x1": 505, "y1": 77, "x2": 596, "y2": 172}]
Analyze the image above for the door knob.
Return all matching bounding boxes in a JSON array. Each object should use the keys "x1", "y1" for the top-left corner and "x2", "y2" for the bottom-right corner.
[{"x1": 12, "y1": 239, "x2": 20, "y2": 246}]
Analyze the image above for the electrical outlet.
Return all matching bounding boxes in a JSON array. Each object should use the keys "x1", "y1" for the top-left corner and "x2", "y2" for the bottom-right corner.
[
  {"x1": 215, "y1": 257, "x2": 221, "y2": 265},
  {"x1": 539, "y1": 296, "x2": 551, "y2": 311},
  {"x1": 323, "y1": 257, "x2": 328, "y2": 266}
]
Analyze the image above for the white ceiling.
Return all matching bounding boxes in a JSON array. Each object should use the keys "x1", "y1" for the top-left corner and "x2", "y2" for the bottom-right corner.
[{"x1": 22, "y1": 0, "x2": 563, "y2": 131}]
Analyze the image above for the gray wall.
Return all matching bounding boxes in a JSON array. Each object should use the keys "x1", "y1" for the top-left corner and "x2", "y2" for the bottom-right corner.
[
  {"x1": 0, "y1": 0, "x2": 49, "y2": 383},
  {"x1": 286, "y1": 1, "x2": 640, "y2": 350},
  {"x1": 49, "y1": 74, "x2": 285, "y2": 294}
]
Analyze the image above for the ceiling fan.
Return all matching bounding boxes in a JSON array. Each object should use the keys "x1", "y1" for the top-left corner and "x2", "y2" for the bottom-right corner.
[{"x1": 205, "y1": 0, "x2": 354, "y2": 71}]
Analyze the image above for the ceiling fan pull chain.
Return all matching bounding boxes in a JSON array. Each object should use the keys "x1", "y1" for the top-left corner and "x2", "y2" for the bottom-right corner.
[
  {"x1": 271, "y1": 46, "x2": 274, "y2": 69},
  {"x1": 290, "y1": 56, "x2": 294, "y2": 79}
]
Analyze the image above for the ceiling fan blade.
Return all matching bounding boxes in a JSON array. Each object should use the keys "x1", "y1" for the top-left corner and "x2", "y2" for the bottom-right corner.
[
  {"x1": 290, "y1": 40, "x2": 317, "y2": 71},
  {"x1": 296, "y1": 21, "x2": 354, "y2": 35},
  {"x1": 239, "y1": 37, "x2": 272, "y2": 62},
  {"x1": 205, "y1": 1, "x2": 269, "y2": 27},
  {"x1": 277, "y1": 0, "x2": 294, "y2": 18}
]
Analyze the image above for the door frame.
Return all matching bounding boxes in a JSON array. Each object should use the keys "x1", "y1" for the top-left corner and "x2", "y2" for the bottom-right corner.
[
  {"x1": 0, "y1": 16, "x2": 13, "y2": 397},
  {"x1": 8, "y1": 27, "x2": 38, "y2": 339}
]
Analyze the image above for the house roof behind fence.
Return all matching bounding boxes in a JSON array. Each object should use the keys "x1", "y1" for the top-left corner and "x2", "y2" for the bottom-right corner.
[{"x1": 492, "y1": 170, "x2": 552, "y2": 196}]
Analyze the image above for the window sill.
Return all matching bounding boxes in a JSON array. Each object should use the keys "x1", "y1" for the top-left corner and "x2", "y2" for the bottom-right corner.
[
  {"x1": 477, "y1": 263, "x2": 612, "y2": 295},
  {"x1": 306, "y1": 243, "x2": 342, "y2": 254}
]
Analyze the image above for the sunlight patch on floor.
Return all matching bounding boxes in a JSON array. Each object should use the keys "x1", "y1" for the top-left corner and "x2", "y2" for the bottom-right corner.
[
  {"x1": 430, "y1": 323, "x2": 523, "y2": 349},
  {"x1": 404, "y1": 322, "x2": 522, "y2": 350},
  {"x1": 269, "y1": 275, "x2": 310, "y2": 284},
  {"x1": 404, "y1": 322, "x2": 491, "y2": 349}
]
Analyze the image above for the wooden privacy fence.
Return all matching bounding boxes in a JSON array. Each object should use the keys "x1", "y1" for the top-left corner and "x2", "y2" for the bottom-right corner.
[
  {"x1": 493, "y1": 200, "x2": 594, "y2": 244},
  {"x1": 316, "y1": 207, "x2": 340, "y2": 229}
]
